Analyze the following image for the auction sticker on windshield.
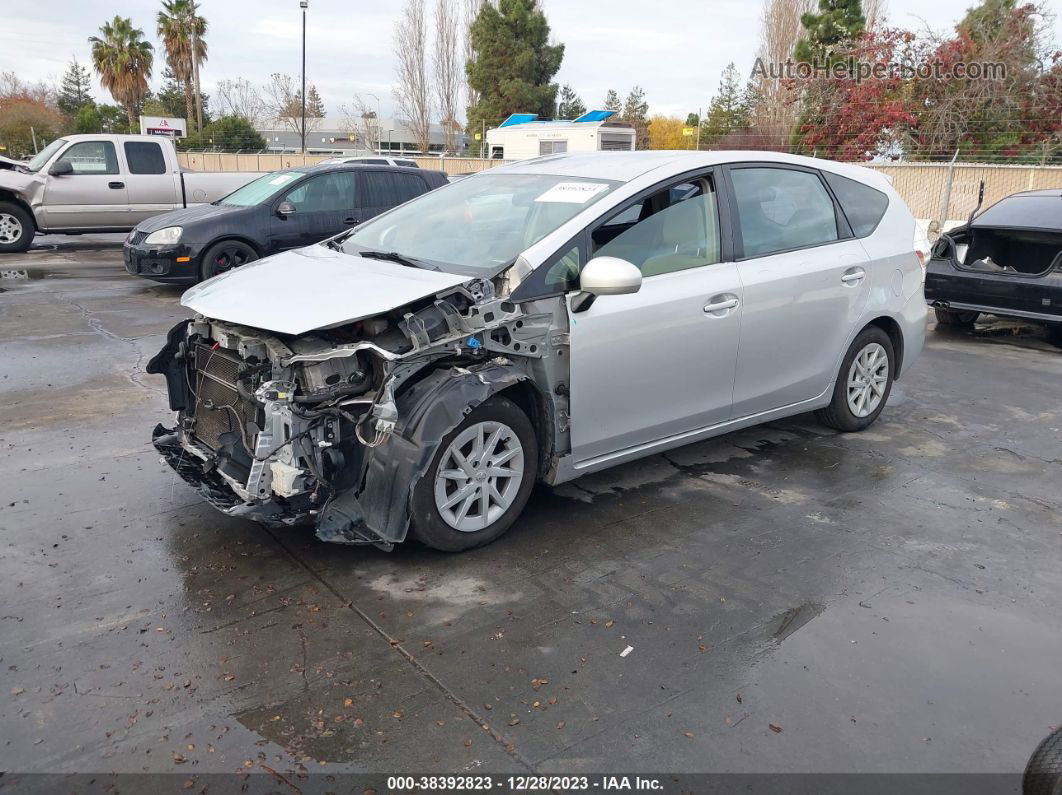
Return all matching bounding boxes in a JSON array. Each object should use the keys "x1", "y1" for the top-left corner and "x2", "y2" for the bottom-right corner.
[
  {"x1": 535, "y1": 182, "x2": 610, "y2": 203},
  {"x1": 268, "y1": 174, "x2": 297, "y2": 185}
]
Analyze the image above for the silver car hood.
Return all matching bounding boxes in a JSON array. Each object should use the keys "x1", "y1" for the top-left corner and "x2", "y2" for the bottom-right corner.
[{"x1": 181, "y1": 245, "x2": 468, "y2": 335}]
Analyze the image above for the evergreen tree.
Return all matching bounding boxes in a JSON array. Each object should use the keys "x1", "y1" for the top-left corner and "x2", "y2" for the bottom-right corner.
[
  {"x1": 304, "y1": 85, "x2": 325, "y2": 118},
  {"x1": 622, "y1": 85, "x2": 650, "y2": 148},
  {"x1": 73, "y1": 104, "x2": 103, "y2": 134},
  {"x1": 794, "y1": 0, "x2": 866, "y2": 65},
  {"x1": 57, "y1": 58, "x2": 94, "y2": 117},
  {"x1": 556, "y1": 84, "x2": 586, "y2": 119},
  {"x1": 466, "y1": 0, "x2": 564, "y2": 133},
  {"x1": 603, "y1": 89, "x2": 622, "y2": 113},
  {"x1": 703, "y1": 63, "x2": 750, "y2": 142}
]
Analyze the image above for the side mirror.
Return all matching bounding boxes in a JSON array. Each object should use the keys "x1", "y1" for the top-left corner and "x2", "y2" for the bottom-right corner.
[
  {"x1": 49, "y1": 159, "x2": 74, "y2": 177},
  {"x1": 579, "y1": 256, "x2": 642, "y2": 296},
  {"x1": 276, "y1": 200, "x2": 296, "y2": 218}
]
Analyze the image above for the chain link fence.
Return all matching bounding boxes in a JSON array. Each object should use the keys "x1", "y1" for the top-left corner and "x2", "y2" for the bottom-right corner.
[{"x1": 177, "y1": 152, "x2": 1062, "y2": 229}]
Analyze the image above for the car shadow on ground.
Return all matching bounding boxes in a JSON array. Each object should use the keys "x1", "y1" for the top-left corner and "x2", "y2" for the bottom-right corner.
[{"x1": 931, "y1": 315, "x2": 1062, "y2": 352}]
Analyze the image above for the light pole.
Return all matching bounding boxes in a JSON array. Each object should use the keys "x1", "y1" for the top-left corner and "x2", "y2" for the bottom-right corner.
[
  {"x1": 300, "y1": 0, "x2": 308, "y2": 155},
  {"x1": 368, "y1": 92, "x2": 381, "y2": 155}
]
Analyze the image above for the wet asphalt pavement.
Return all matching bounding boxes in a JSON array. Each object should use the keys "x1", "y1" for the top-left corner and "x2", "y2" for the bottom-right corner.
[{"x1": 1, "y1": 236, "x2": 1061, "y2": 783}]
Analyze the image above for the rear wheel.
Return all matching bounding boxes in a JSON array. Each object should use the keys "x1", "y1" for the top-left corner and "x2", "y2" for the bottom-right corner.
[
  {"x1": 1023, "y1": 726, "x2": 1062, "y2": 795},
  {"x1": 199, "y1": 239, "x2": 257, "y2": 281},
  {"x1": 934, "y1": 307, "x2": 979, "y2": 327},
  {"x1": 0, "y1": 202, "x2": 34, "y2": 253},
  {"x1": 410, "y1": 396, "x2": 537, "y2": 552},
  {"x1": 816, "y1": 326, "x2": 895, "y2": 432}
]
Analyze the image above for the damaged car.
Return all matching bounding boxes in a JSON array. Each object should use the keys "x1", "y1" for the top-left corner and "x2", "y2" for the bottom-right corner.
[
  {"x1": 149, "y1": 151, "x2": 926, "y2": 551},
  {"x1": 925, "y1": 188, "x2": 1062, "y2": 339}
]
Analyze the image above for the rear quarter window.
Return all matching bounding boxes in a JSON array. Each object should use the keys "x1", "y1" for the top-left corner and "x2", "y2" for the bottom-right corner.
[
  {"x1": 124, "y1": 141, "x2": 167, "y2": 174},
  {"x1": 823, "y1": 171, "x2": 889, "y2": 237}
]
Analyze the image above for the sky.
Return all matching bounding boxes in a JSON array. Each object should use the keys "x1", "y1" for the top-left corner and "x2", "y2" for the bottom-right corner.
[{"x1": 3, "y1": 0, "x2": 1060, "y2": 122}]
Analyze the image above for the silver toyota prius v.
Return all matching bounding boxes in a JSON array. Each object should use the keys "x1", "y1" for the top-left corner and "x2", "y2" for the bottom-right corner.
[{"x1": 148, "y1": 151, "x2": 926, "y2": 552}]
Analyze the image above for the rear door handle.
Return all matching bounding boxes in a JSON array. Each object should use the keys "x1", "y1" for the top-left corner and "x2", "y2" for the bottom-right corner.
[
  {"x1": 108, "y1": 181, "x2": 125, "y2": 189},
  {"x1": 704, "y1": 296, "x2": 739, "y2": 315},
  {"x1": 343, "y1": 217, "x2": 360, "y2": 226},
  {"x1": 841, "y1": 267, "x2": 866, "y2": 284}
]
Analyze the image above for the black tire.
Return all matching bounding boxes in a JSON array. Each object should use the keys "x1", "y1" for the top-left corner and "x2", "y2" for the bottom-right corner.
[
  {"x1": 0, "y1": 201, "x2": 35, "y2": 253},
  {"x1": 410, "y1": 395, "x2": 537, "y2": 552},
  {"x1": 1046, "y1": 324, "x2": 1062, "y2": 348},
  {"x1": 1023, "y1": 727, "x2": 1062, "y2": 795},
  {"x1": 934, "y1": 307, "x2": 979, "y2": 327},
  {"x1": 816, "y1": 326, "x2": 895, "y2": 432},
  {"x1": 199, "y1": 239, "x2": 258, "y2": 281}
]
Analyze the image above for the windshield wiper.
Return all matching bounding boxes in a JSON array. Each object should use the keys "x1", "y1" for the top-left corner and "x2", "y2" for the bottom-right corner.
[{"x1": 358, "y1": 250, "x2": 438, "y2": 271}]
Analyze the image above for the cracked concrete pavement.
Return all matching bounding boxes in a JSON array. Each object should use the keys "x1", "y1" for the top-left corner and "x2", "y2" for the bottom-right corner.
[{"x1": 2, "y1": 237, "x2": 1061, "y2": 782}]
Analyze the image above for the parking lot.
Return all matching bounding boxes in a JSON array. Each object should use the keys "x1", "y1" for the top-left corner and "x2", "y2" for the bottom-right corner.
[{"x1": 2, "y1": 237, "x2": 1061, "y2": 783}]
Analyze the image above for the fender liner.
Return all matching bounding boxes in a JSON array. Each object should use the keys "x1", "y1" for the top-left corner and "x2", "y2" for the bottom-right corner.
[
  {"x1": 147, "y1": 321, "x2": 192, "y2": 411},
  {"x1": 316, "y1": 362, "x2": 528, "y2": 546}
]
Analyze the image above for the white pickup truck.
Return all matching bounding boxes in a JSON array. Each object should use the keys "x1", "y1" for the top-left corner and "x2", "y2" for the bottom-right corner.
[{"x1": 0, "y1": 134, "x2": 261, "y2": 252}]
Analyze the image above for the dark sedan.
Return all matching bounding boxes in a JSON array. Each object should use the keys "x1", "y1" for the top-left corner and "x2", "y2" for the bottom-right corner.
[
  {"x1": 925, "y1": 189, "x2": 1062, "y2": 339},
  {"x1": 124, "y1": 163, "x2": 447, "y2": 284}
]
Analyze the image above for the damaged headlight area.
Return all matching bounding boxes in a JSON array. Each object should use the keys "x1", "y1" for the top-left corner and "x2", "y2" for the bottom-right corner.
[{"x1": 146, "y1": 281, "x2": 561, "y2": 549}]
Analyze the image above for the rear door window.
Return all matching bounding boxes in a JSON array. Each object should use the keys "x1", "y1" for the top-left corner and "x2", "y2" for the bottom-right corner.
[
  {"x1": 730, "y1": 166, "x2": 839, "y2": 257},
  {"x1": 393, "y1": 172, "x2": 429, "y2": 203},
  {"x1": 124, "y1": 141, "x2": 167, "y2": 174},
  {"x1": 359, "y1": 171, "x2": 397, "y2": 208},
  {"x1": 282, "y1": 171, "x2": 356, "y2": 212},
  {"x1": 822, "y1": 171, "x2": 888, "y2": 237}
]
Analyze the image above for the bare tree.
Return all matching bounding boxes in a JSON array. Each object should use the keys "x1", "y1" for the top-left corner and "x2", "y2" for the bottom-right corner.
[
  {"x1": 215, "y1": 77, "x2": 264, "y2": 125},
  {"x1": 862, "y1": 0, "x2": 887, "y2": 33},
  {"x1": 434, "y1": 0, "x2": 461, "y2": 153},
  {"x1": 262, "y1": 72, "x2": 324, "y2": 139},
  {"x1": 393, "y1": 0, "x2": 433, "y2": 154},
  {"x1": 753, "y1": 0, "x2": 814, "y2": 131},
  {"x1": 341, "y1": 93, "x2": 382, "y2": 153}
]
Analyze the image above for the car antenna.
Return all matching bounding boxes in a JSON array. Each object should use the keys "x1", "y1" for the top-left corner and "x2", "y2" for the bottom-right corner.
[{"x1": 966, "y1": 179, "x2": 985, "y2": 227}]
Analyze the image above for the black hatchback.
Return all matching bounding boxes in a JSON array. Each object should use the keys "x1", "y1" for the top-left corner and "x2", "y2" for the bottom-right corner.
[{"x1": 124, "y1": 163, "x2": 447, "y2": 284}]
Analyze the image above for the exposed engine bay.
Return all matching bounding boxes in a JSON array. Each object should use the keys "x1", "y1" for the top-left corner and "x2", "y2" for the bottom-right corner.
[{"x1": 147, "y1": 278, "x2": 570, "y2": 549}]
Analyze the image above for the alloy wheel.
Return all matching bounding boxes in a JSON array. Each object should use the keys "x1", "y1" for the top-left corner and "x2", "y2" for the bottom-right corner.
[
  {"x1": 0, "y1": 213, "x2": 23, "y2": 244},
  {"x1": 433, "y1": 420, "x2": 525, "y2": 532},
  {"x1": 212, "y1": 244, "x2": 252, "y2": 273},
  {"x1": 846, "y1": 342, "x2": 889, "y2": 418}
]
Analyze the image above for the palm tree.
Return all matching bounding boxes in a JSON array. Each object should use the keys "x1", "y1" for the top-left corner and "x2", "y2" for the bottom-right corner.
[
  {"x1": 89, "y1": 16, "x2": 154, "y2": 130},
  {"x1": 157, "y1": 0, "x2": 207, "y2": 134}
]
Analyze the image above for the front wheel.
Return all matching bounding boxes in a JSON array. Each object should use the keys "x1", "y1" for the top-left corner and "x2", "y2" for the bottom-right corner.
[
  {"x1": 199, "y1": 239, "x2": 257, "y2": 281},
  {"x1": 0, "y1": 201, "x2": 35, "y2": 253},
  {"x1": 410, "y1": 396, "x2": 537, "y2": 552},
  {"x1": 816, "y1": 326, "x2": 895, "y2": 432}
]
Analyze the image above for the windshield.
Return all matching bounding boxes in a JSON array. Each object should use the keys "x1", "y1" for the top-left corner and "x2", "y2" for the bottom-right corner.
[
  {"x1": 340, "y1": 173, "x2": 620, "y2": 274},
  {"x1": 219, "y1": 171, "x2": 301, "y2": 206},
  {"x1": 26, "y1": 139, "x2": 68, "y2": 172}
]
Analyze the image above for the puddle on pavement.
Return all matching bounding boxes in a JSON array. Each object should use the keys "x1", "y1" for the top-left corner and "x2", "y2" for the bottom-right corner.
[{"x1": 771, "y1": 602, "x2": 826, "y2": 643}]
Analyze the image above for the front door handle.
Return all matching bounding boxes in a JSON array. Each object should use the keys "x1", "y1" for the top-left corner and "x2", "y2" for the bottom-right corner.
[
  {"x1": 343, "y1": 217, "x2": 360, "y2": 226},
  {"x1": 704, "y1": 296, "x2": 739, "y2": 315},
  {"x1": 108, "y1": 181, "x2": 125, "y2": 189},
  {"x1": 841, "y1": 267, "x2": 866, "y2": 284}
]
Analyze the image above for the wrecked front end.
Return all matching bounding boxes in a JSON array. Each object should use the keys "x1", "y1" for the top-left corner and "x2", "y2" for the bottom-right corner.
[{"x1": 146, "y1": 281, "x2": 565, "y2": 549}]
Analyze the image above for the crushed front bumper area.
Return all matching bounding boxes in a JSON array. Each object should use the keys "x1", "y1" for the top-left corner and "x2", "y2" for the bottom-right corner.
[{"x1": 152, "y1": 423, "x2": 392, "y2": 547}]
